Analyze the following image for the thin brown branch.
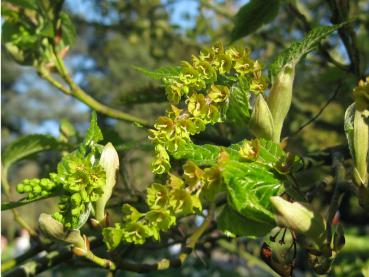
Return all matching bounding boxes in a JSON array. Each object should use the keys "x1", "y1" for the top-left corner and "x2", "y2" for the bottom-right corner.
[{"x1": 290, "y1": 82, "x2": 342, "y2": 137}]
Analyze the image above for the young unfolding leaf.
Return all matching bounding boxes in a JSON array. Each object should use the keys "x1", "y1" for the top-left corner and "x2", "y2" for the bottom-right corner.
[
  {"x1": 249, "y1": 94, "x2": 274, "y2": 140},
  {"x1": 269, "y1": 24, "x2": 345, "y2": 80},
  {"x1": 84, "y1": 111, "x2": 104, "y2": 148},
  {"x1": 2, "y1": 134, "x2": 69, "y2": 172},
  {"x1": 95, "y1": 143, "x2": 119, "y2": 224}
]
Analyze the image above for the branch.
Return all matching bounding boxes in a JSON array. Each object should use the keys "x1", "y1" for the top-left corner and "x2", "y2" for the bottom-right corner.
[
  {"x1": 3, "y1": 237, "x2": 103, "y2": 277},
  {"x1": 290, "y1": 82, "x2": 342, "y2": 137},
  {"x1": 1, "y1": 244, "x2": 44, "y2": 273},
  {"x1": 37, "y1": 48, "x2": 152, "y2": 128},
  {"x1": 3, "y1": 245, "x2": 73, "y2": 277},
  {"x1": 199, "y1": 0, "x2": 233, "y2": 19},
  {"x1": 218, "y1": 240, "x2": 280, "y2": 277},
  {"x1": 1, "y1": 194, "x2": 57, "y2": 211},
  {"x1": 297, "y1": 144, "x2": 350, "y2": 171}
]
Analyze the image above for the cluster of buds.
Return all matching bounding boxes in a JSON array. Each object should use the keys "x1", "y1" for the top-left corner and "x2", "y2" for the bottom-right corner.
[
  {"x1": 51, "y1": 152, "x2": 106, "y2": 229},
  {"x1": 17, "y1": 178, "x2": 56, "y2": 199},
  {"x1": 17, "y1": 150, "x2": 107, "y2": 230},
  {"x1": 150, "y1": 44, "x2": 266, "y2": 174}
]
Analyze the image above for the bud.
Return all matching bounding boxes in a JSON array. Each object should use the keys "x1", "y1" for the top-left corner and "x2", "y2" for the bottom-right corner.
[
  {"x1": 249, "y1": 95, "x2": 274, "y2": 140},
  {"x1": 95, "y1": 143, "x2": 119, "y2": 225},
  {"x1": 353, "y1": 108, "x2": 368, "y2": 187},
  {"x1": 267, "y1": 65, "x2": 295, "y2": 142},
  {"x1": 270, "y1": 196, "x2": 326, "y2": 245},
  {"x1": 344, "y1": 79, "x2": 369, "y2": 209},
  {"x1": 39, "y1": 213, "x2": 86, "y2": 250}
]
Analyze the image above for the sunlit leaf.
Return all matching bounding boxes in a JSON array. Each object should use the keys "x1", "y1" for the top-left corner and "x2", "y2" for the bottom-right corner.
[{"x1": 269, "y1": 24, "x2": 344, "y2": 79}]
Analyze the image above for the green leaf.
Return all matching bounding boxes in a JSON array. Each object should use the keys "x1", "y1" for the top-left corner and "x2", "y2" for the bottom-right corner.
[
  {"x1": 269, "y1": 24, "x2": 344, "y2": 79},
  {"x1": 226, "y1": 85, "x2": 251, "y2": 124},
  {"x1": 38, "y1": 21, "x2": 55, "y2": 38},
  {"x1": 231, "y1": 0, "x2": 280, "y2": 41},
  {"x1": 103, "y1": 225, "x2": 123, "y2": 250},
  {"x1": 84, "y1": 111, "x2": 103, "y2": 147},
  {"x1": 222, "y1": 160, "x2": 283, "y2": 225},
  {"x1": 134, "y1": 65, "x2": 181, "y2": 81},
  {"x1": 257, "y1": 138, "x2": 286, "y2": 164},
  {"x1": 172, "y1": 143, "x2": 221, "y2": 165},
  {"x1": 2, "y1": 134, "x2": 69, "y2": 171},
  {"x1": 60, "y1": 12, "x2": 77, "y2": 46},
  {"x1": 172, "y1": 142, "x2": 241, "y2": 166},
  {"x1": 218, "y1": 205, "x2": 274, "y2": 238}
]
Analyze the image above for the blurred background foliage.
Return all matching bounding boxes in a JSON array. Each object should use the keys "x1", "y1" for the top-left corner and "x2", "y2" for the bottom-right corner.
[{"x1": 1, "y1": 0, "x2": 369, "y2": 276}]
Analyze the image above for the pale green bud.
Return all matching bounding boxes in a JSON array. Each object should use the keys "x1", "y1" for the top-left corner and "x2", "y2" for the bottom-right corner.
[
  {"x1": 353, "y1": 108, "x2": 368, "y2": 187},
  {"x1": 95, "y1": 143, "x2": 119, "y2": 225},
  {"x1": 39, "y1": 213, "x2": 87, "y2": 250},
  {"x1": 267, "y1": 65, "x2": 295, "y2": 142},
  {"x1": 249, "y1": 95, "x2": 274, "y2": 140},
  {"x1": 270, "y1": 196, "x2": 326, "y2": 245}
]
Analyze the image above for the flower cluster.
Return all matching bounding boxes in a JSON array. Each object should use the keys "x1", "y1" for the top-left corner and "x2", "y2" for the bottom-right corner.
[
  {"x1": 150, "y1": 44, "x2": 267, "y2": 174},
  {"x1": 103, "y1": 159, "x2": 224, "y2": 249},
  {"x1": 51, "y1": 152, "x2": 106, "y2": 229},
  {"x1": 17, "y1": 151, "x2": 106, "y2": 229}
]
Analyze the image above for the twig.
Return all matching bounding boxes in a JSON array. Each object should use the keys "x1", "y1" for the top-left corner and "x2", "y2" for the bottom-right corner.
[
  {"x1": 3, "y1": 245, "x2": 73, "y2": 277},
  {"x1": 291, "y1": 82, "x2": 342, "y2": 136},
  {"x1": 218, "y1": 240, "x2": 280, "y2": 277},
  {"x1": 2, "y1": 194, "x2": 58, "y2": 211},
  {"x1": 296, "y1": 144, "x2": 350, "y2": 172},
  {"x1": 1, "y1": 243, "x2": 49, "y2": 273},
  {"x1": 3, "y1": 237, "x2": 103, "y2": 277},
  {"x1": 199, "y1": 0, "x2": 232, "y2": 19},
  {"x1": 37, "y1": 47, "x2": 152, "y2": 128}
]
